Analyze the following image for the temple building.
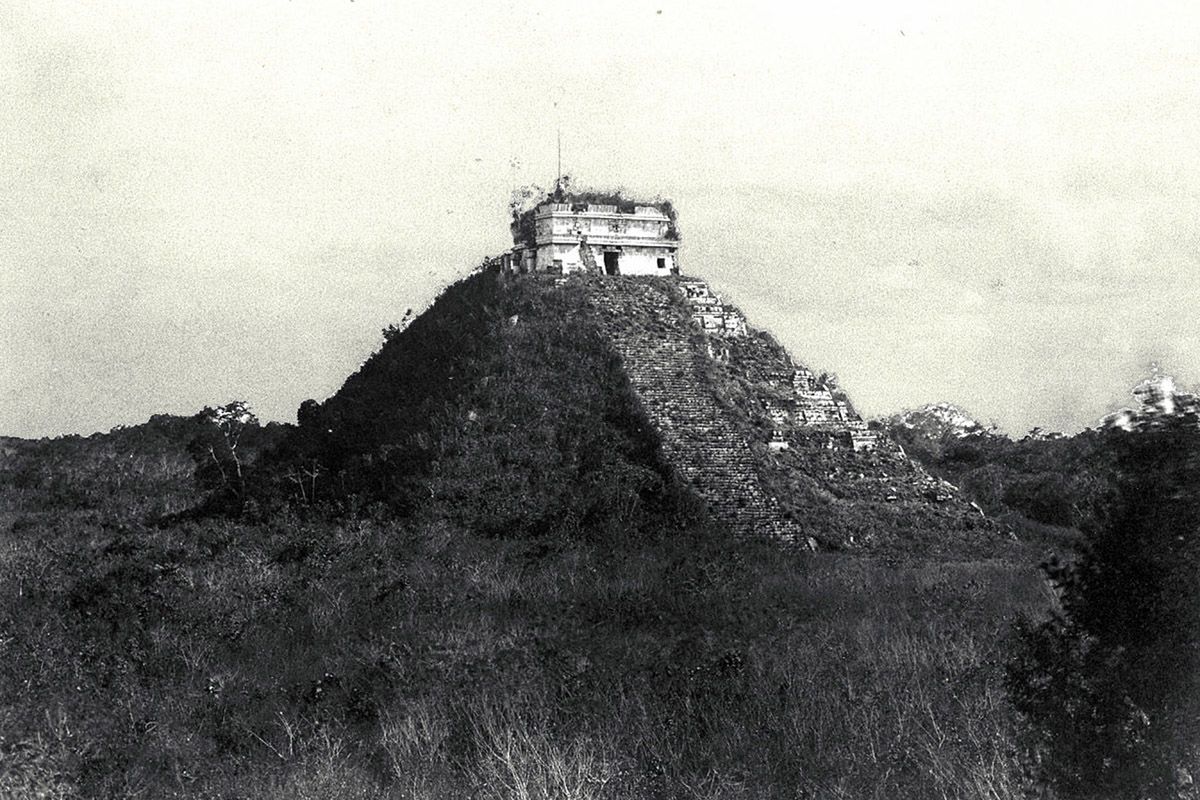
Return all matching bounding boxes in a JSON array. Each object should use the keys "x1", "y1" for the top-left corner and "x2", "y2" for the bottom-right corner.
[{"x1": 504, "y1": 194, "x2": 680, "y2": 276}]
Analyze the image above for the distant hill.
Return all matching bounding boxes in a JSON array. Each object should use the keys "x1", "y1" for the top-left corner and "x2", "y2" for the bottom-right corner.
[
  {"x1": 884, "y1": 403, "x2": 1002, "y2": 463},
  {"x1": 889, "y1": 402, "x2": 1000, "y2": 441}
]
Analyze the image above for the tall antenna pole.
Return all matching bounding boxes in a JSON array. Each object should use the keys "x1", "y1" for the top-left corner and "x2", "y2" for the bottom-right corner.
[{"x1": 554, "y1": 98, "x2": 562, "y2": 192}]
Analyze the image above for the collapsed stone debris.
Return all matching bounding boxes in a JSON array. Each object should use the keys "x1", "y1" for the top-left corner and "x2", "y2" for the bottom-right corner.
[{"x1": 676, "y1": 280, "x2": 877, "y2": 453}]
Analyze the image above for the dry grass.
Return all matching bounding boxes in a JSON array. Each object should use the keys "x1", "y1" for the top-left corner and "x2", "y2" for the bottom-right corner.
[{"x1": 0, "y1": 503, "x2": 1053, "y2": 799}]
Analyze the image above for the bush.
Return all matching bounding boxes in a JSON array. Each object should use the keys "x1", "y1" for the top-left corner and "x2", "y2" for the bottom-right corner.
[{"x1": 1007, "y1": 417, "x2": 1200, "y2": 799}]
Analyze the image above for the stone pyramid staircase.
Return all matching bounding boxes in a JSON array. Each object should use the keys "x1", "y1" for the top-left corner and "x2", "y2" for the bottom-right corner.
[
  {"x1": 565, "y1": 275, "x2": 988, "y2": 551},
  {"x1": 583, "y1": 278, "x2": 807, "y2": 543}
]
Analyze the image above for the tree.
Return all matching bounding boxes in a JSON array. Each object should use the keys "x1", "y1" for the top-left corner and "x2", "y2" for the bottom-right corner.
[
  {"x1": 189, "y1": 401, "x2": 258, "y2": 507},
  {"x1": 1007, "y1": 416, "x2": 1200, "y2": 799}
]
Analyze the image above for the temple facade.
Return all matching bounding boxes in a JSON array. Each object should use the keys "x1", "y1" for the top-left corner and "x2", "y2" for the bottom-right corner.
[{"x1": 504, "y1": 199, "x2": 679, "y2": 276}]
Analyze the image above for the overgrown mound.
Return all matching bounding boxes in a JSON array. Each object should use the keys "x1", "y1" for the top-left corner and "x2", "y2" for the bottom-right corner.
[
  {"x1": 270, "y1": 269, "x2": 694, "y2": 541},
  {"x1": 266, "y1": 269, "x2": 1004, "y2": 556}
]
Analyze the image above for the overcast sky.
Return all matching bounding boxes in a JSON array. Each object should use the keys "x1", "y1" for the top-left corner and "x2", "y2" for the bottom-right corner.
[{"x1": 4, "y1": 1, "x2": 1200, "y2": 438}]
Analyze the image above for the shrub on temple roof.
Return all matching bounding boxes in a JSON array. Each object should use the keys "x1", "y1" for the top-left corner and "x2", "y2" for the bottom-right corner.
[{"x1": 509, "y1": 179, "x2": 680, "y2": 244}]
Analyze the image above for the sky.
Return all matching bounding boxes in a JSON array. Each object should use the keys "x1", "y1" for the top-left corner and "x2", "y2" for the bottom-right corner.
[{"x1": 5, "y1": 1, "x2": 1200, "y2": 438}]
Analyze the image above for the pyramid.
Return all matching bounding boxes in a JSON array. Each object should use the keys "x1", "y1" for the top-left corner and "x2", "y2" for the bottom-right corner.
[{"x1": 299, "y1": 194, "x2": 999, "y2": 553}]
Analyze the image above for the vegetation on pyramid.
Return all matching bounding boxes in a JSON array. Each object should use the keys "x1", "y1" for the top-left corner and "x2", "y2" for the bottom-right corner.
[
  {"x1": 269, "y1": 266, "x2": 1005, "y2": 555},
  {"x1": 271, "y1": 267, "x2": 692, "y2": 542}
]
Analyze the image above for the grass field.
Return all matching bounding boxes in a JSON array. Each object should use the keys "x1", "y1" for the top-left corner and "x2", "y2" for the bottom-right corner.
[{"x1": 0, "y1": 503, "x2": 1052, "y2": 799}]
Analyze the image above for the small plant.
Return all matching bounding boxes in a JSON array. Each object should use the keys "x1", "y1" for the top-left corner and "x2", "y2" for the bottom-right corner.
[
  {"x1": 381, "y1": 309, "x2": 414, "y2": 343},
  {"x1": 189, "y1": 400, "x2": 259, "y2": 508}
]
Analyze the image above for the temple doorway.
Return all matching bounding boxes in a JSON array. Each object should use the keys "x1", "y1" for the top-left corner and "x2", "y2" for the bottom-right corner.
[{"x1": 603, "y1": 252, "x2": 620, "y2": 275}]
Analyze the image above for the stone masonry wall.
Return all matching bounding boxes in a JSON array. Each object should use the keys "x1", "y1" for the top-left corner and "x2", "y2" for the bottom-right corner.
[
  {"x1": 540, "y1": 274, "x2": 990, "y2": 552},
  {"x1": 581, "y1": 278, "x2": 807, "y2": 544}
]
